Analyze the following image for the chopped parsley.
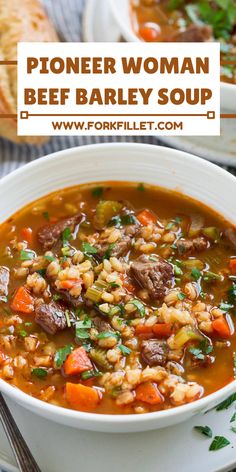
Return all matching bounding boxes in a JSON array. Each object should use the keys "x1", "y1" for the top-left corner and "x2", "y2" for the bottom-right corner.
[
  {"x1": 65, "y1": 310, "x2": 72, "y2": 328},
  {"x1": 20, "y1": 250, "x2": 35, "y2": 261},
  {"x1": 103, "y1": 244, "x2": 115, "y2": 260},
  {"x1": 44, "y1": 255, "x2": 55, "y2": 262},
  {"x1": 62, "y1": 227, "x2": 72, "y2": 247},
  {"x1": 36, "y1": 269, "x2": 46, "y2": 278},
  {"x1": 43, "y1": 211, "x2": 50, "y2": 221},
  {"x1": 18, "y1": 330, "x2": 28, "y2": 338},
  {"x1": 92, "y1": 187, "x2": 104, "y2": 198},
  {"x1": 54, "y1": 344, "x2": 73, "y2": 368},
  {"x1": 97, "y1": 331, "x2": 120, "y2": 340},
  {"x1": 219, "y1": 302, "x2": 234, "y2": 312},
  {"x1": 228, "y1": 283, "x2": 236, "y2": 304},
  {"x1": 109, "y1": 214, "x2": 138, "y2": 227},
  {"x1": 178, "y1": 292, "x2": 186, "y2": 301},
  {"x1": 191, "y1": 267, "x2": 201, "y2": 281},
  {"x1": 230, "y1": 412, "x2": 236, "y2": 423},
  {"x1": 189, "y1": 347, "x2": 205, "y2": 360},
  {"x1": 129, "y1": 299, "x2": 145, "y2": 317},
  {"x1": 75, "y1": 319, "x2": 92, "y2": 340},
  {"x1": 194, "y1": 425, "x2": 213, "y2": 438},
  {"x1": 216, "y1": 393, "x2": 236, "y2": 411},
  {"x1": 81, "y1": 369, "x2": 102, "y2": 380},
  {"x1": 118, "y1": 345, "x2": 132, "y2": 356},
  {"x1": 231, "y1": 427, "x2": 236, "y2": 433},
  {"x1": 209, "y1": 436, "x2": 230, "y2": 451},
  {"x1": 32, "y1": 368, "x2": 48, "y2": 379},
  {"x1": 81, "y1": 242, "x2": 98, "y2": 255},
  {"x1": 137, "y1": 183, "x2": 145, "y2": 192}
]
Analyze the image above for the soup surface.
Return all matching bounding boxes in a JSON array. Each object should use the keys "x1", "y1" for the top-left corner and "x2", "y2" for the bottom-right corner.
[
  {"x1": 0, "y1": 182, "x2": 236, "y2": 414},
  {"x1": 131, "y1": 0, "x2": 236, "y2": 84}
]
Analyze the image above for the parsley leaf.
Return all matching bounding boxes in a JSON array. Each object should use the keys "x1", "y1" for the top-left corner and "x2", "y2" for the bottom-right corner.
[
  {"x1": 43, "y1": 211, "x2": 50, "y2": 221},
  {"x1": 81, "y1": 369, "x2": 102, "y2": 380},
  {"x1": 216, "y1": 393, "x2": 236, "y2": 411},
  {"x1": 103, "y1": 243, "x2": 115, "y2": 260},
  {"x1": 189, "y1": 347, "x2": 205, "y2": 360},
  {"x1": 118, "y1": 345, "x2": 132, "y2": 356},
  {"x1": 178, "y1": 292, "x2": 186, "y2": 301},
  {"x1": 129, "y1": 299, "x2": 145, "y2": 317},
  {"x1": 230, "y1": 412, "x2": 236, "y2": 423},
  {"x1": 209, "y1": 436, "x2": 230, "y2": 451},
  {"x1": 97, "y1": 331, "x2": 120, "y2": 340},
  {"x1": 194, "y1": 425, "x2": 213, "y2": 438},
  {"x1": 137, "y1": 183, "x2": 145, "y2": 192},
  {"x1": 62, "y1": 228, "x2": 72, "y2": 247},
  {"x1": 228, "y1": 283, "x2": 236, "y2": 304},
  {"x1": 81, "y1": 242, "x2": 98, "y2": 255},
  {"x1": 191, "y1": 268, "x2": 201, "y2": 281},
  {"x1": 92, "y1": 187, "x2": 103, "y2": 198},
  {"x1": 20, "y1": 250, "x2": 35, "y2": 261},
  {"x1": 54, "y1": 344, "x2": 73, "y2": 368},
  {"x1": 32, "y1": 368, "x2": 48, "y2": 379},
  {"x1": 75, "y1": 319, "x2": 92, "y2": 340}
]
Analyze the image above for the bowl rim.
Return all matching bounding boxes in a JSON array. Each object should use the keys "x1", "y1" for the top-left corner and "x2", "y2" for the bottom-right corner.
[
  {"x1": 1, "y1": 141, "x2": 236, "y2": 426},
  {"x1": 107, "y1": 0, "x2": 236, "y2": 94}
]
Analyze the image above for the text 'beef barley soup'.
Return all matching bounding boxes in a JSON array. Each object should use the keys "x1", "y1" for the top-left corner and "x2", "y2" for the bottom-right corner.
[{"x1": 0, "y1": 182, "x2": 236, "y2": 414}]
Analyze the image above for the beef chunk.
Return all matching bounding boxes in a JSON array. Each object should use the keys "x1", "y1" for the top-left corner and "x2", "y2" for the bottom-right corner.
[
  {"x1": 176, "y1": 237, "x2": 208, "y2": 255},
  {"x1": 130, "y1": 255, "x2": 174, "y2": 300},
  {"x1": 35, "y1": 301, "x2": 67, "y2": 335},
  {"x1": 57, "y1": 290, "x2": 83, "y2": 309},
  {"x1": 172, "y1": 24, "x2": 213, "y2": 42},
  {"x1": 37, "y1": 213, "x2": 83, "y2": 251},
  {"x1": 0, "y1": 266, "x2": 9, "y2": 300},
  {"x1": 95, "y1": 224, "x2": 138, "y2": 259},
  {"x1": 225, "y1": 228, "x2": 236, "y2": 248},
  {"x1": 93, "y1": 316, "x2": 111, "y2": 333},
  {"x1": 141, "y1": 339, "x2": 168, "y2": 366}
]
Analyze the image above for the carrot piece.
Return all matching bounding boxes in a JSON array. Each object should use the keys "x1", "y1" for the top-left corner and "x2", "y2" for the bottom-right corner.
[
  {"x1": 135, "y1": 325, "x2": 153, "y2": 336},
  {"x1": 136, "y1": 382, "x2": 163, "y2": 405},
  {"x1": 139, "y1": 25, "x2": 160, "y2": 42},
  {"x1": 60, "y1": 279, "x2": 82, "y2": 290},
  {"x1": 212, "y1": 316, "x2": 233, "y2": 338},
  {"x1": 65, "y1": 383, "x2": 100, "y2": 411},
  {"x1": 153, "y1": 323, "x2": 173, "y2": 337},
  {"x1": 21, "y1": 227, "x2": 33, "y2": 245},
  {"x1": 64, "y1": 347, "x2": 93, "y2": 376},
  {"x1": 137, "y1": 209, "x2": 156, "y2": 226},
  {"x1": 11, "y1": 286, "x2": 34, "y2": 314},
  {"x1": 229, "y1": 258, "x2": 236, "y2": 275}
]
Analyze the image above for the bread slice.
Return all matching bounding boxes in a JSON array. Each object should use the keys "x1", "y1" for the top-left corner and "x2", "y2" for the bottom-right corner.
[{"x1": 0, "y1": 0, "x2": 59, "y2": 145}]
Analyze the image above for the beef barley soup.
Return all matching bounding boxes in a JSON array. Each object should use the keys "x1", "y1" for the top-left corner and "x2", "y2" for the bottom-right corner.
[
  {"x1": 0, "y1": 181, "x2": 236, "y2": 415},
  {"x1": 131, "y1": 0, "x2": 236, "y2": 85}
]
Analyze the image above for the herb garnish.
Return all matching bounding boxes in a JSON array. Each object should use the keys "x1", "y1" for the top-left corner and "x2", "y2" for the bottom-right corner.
[
  {"x1": 109, "y1": 214, "x2": 138, "y2": 227},
  {"x1": 54, "y1": 344, "x2": 73, "y2": 368},
  {"x1": 118, "y1": 345, "x2": 131, "y2": 356},
  {"x1": 20, "y1": 250, "x2": 35, "y2": 261},
  {"x1": 216, "y1": 393, "x2": 236, "y2": 411},
  {"x1": 137, "y1": 183, "x2": 145, "y2": 192},
  {"x1": 230, "y1": 412, "x2": 236, "y2": 423},
  {"x1": 97, "y1": 331, "x2": 120, "y2": 340},
  {"x1": 103, "y1": 244, "x2": 115, "y2": 260},
  {"x1": 43, "y1": 211, "x2": 50, "y2": 221},
  {"x1": 92, "y1": 187, "x2": 104, "y2": 198},
  {"x1": 191, "y1": 267, "x2": 201, "y2": 281},
  {"x1": 209, "y1": 436, "x2": 230, "y2": 451},
  {"x1": 62, "y1": 227, "x2": 72, "y2": 247},
  {"x1": 81, "y1": 369, "x2": 102, "y2": 380},
  {"x1": 194, "y1": 425, "x2": 213, "y2": 438},
  {"x1": 177, "y1": 292, "x2": 186, "y2": 301},
  {"x1": 81, "y1": 242, "x2": 98, "y2": 255},
  {"x1": 75, "y1": 319, "x2": 92, "y2": 340},
  {"x1": 32, "y1": 368, "x2": 48, "y2": 379},
  {"x1": 129, "y1": 299, "x2": 145, "y2": 317}
]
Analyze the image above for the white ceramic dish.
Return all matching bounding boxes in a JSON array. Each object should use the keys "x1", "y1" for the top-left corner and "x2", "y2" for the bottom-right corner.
[
  {"x1": 108, "y1": 0, "x2": 236, "y2": 112},
  {"x1": 83, "y1": 0, "x2": 236, "y2": 167},
  {"x1": 0, "y1": 142, "x2": 236, "y2": 433},
  {"x1": 1, "y1": 396, "x2": 236, "y2": 472}
]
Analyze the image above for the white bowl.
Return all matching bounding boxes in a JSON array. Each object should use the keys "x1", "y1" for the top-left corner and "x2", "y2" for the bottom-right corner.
[
  {"x1": 108, "y1": 0, "x2": 236, "y2": 112},
  {"x1": 0, "y1": 142, "x2": 236, "y2": 432}
]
